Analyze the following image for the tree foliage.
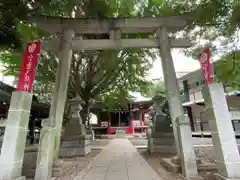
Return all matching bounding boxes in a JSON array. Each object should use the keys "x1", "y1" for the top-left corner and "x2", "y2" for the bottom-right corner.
[
  {"x1": 0, "y1": 0, "x2": 157, "y2": 126},
  {"x1": 2, "y1": 0, "x2": 240, "y2": 124},
  {"x1": 143, "y1": 79, "x2": 165, "y2": 98},
  {"x1": 143, "y1": 0, "x2": 240, "y2": 89},
  {"x1": 214, "y1": 52, "x2": 240, "y2": 89}
]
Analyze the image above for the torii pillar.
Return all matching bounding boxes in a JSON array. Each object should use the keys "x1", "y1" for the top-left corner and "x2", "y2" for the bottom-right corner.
[
  {"x1": 0, "y1": 92, "x2": 32, "y2": 180},
  {"x1": 157, "y1": 27, "x2": 201, "y2": 179},
  {"x1": 0, "y1": 41, "x2": 40, "y2": 180},
  {"x1": 203, "y1": 83, "x2": 240, "y2": 180},
  {"x1": 35, "y1": 28, "x2": 75, "y2": 180}
]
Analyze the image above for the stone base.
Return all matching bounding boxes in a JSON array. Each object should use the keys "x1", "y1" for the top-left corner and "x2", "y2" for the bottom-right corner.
[
  {"x1": 215, "y1": 173, "x2": 240, "y2": 180},
  {"x1": 160, "y1": 157, "x2": 218, "y2": 173},
  {"x1": 22, "y1": 167, "x2": 35, "y2": 178},
  {"x1": 59, "y1": 135, "x2": 91, "y2": 157},
  {"x1": 198, "y1": 164, "x2": 217, "y2": 172},
  {"x1": 95, "y1": 135, "x2": 116, "y2": 139},
  {"x1": 159, "y1": 157, "x2": 181, "y2": 173},
  {"x1": 179, "y1": 174, "x2": 203, "y2": 180},
  {"x1": 59, "y1": 146, "x2": 91, "y2": 157},
  {"x1": 160, "y1": 158, "x2": 204, "y2": 180},
  {"x1": 15, "y1": 176, "x2": 26, "y2": 180},
  {"x1": 147, "y1": 132, "x2": 176, "y2": 154},
  {"x1": 52, "y1": 159, "x2": 64, "y2": 177},
  {"x1": 0, "y1": 176, "x2": 26, "y2": 180},
  {"x1": 52, "y1": 167, "x2": 64, "y2": 177},
  {"x1": 148, "y1": 145, "x2": 176, "y2": 154}
]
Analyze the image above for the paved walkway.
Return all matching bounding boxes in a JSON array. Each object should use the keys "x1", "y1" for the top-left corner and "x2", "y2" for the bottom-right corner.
[{"x1": 74, "y1": 139, "x2": 162, "y2": 180}]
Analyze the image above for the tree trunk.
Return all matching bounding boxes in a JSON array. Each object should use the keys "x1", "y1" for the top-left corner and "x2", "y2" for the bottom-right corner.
[
  {"x1": 80, "y1": 100, "x2": 91, "y2": 134},
  {"x1": 80, "y1": 101, "x2": 89, "y2": 124}
]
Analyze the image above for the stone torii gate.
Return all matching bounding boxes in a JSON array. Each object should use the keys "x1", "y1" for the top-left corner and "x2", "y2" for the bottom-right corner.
[{"x1": 0, "y1": 16, "x2": 199, "y2": 180}]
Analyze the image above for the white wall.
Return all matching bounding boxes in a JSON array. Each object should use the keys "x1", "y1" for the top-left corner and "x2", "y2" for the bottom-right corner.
[{"x1": 190, "y1": 96, "x2": 240, "y2": 132}]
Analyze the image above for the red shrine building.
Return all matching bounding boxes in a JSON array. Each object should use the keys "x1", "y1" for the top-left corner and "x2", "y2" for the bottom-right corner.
[{"x1": 92, "y1": 100, "x2": 153, "y2": 135}]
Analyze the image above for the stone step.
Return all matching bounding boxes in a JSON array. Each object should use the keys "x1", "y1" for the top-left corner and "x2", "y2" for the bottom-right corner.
[
  {"x1": 59, "y1": 146, "x2": 91, "y2": 157},
  {"x1": 61, "y1": 139, "x2": 91, "y2": 148},
  {"x1": 151, "y1": 132, "x2": 175, "y2": 138},
  {"x1": 151, "y1": 137, "x2": 175, "y2": 145},
  {"x1": 148, "y1": 145, "x2": 176, "y2": 154},
  {"x1": 159, "y1": 158, "x2": 181, "y2": 173}
]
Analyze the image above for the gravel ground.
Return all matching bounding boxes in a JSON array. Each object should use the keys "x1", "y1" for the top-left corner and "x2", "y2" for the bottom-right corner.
[
  {"x1": 130, "y1": 137, "x2": 240, "y2": 165},
  {"x1": 24, "y1": 150, "x2": 101, "y2": 180},
  {"x1": 130, "y1": 137, "x2": 240, "y2": 180},
  {"x1": 138, "y1": 149, "x2": 216, "y2": 180},
  {"x1": 55, "y1": 150, "x2": 101, "y2": 180},
  {"x1": 23, "y1": 139, "x2": 112, "y2": 179},
  {"x1": 138, "y1": 149, "x2": 182, "y2": 180}
]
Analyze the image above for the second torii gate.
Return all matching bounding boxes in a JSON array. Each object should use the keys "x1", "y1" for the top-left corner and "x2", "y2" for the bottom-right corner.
[{"x1": 0, "y1": 15, "x2": 200, "y2": 180}]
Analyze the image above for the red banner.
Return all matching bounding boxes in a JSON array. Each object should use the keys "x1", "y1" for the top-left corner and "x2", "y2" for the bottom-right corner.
[
  {"x1": 16, "y1": 41, "x2": 41, "y2": 92},
  {"x1": 198, "y1": 47, "x2": 213, "y2": 84}
]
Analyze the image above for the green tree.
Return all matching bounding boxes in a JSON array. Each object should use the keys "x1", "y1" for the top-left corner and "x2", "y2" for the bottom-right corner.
[
  {"x1": 169, "y1": 0, "x2": 240, "y2": 89},
  {"x1": 146, "y1": 0, "x2": 240, "y2": 89},
  {"x1": 0, "y1": 0, "x2": 155, "y2": 128},
  {"x1": 214, "y1": 51, "x2": 240, "y2": 89},
  {"x1": 3, "y1": 0, "x2": 240, "y2": 125},
  {"x1": 144, "y1": 79, "x2": 165, "y2": 98},
  {"x1": 144, "y1": 79, "x2": 171, "y2": 121}
]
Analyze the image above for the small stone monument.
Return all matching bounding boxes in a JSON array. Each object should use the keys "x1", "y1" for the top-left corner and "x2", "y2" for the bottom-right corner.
[
  {"x1": 58, "y1": 97, "x2": 91, "y2": 157},
  {"x1": 147, "y1": 95, "x2": 176, "y2": 154}
]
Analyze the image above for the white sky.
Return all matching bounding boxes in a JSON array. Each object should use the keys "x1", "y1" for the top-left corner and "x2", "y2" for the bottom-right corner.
[
  {"x1": 147, "y1": 49, "x2": 200, "y2": 80},
  {"x1": 132, "y1": 49, "x2": 200, "y2": 101}
]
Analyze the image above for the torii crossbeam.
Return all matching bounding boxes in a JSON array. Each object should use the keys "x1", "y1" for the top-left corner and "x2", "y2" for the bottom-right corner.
[{"x1": 31, "y1": 15, "x2": 191, "y2": 51}]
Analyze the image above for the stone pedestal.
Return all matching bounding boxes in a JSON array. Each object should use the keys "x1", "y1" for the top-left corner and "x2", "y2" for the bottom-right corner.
[
  {"x1": 148, "y1": 96, "x2": 176, "y2": 154},
  {"x1": 64, "y1": 120, "x2": 86, "y2": 137},
  {"x1": 59, "y1": 135, "x2": 91, "y2": 157},
  {"x1": 203, "y1": 83, "x2": 240, "y2": 180},
  {"x1": 59, "y1": 119, "x2": 91, "y2": 157},
  {"x1": 34, "y1": 119, "x2": 55, "y2": 180},
  {"x1": 148, "y1": 114, "x2": 176, "y2": 154},
  {"x1": 0, "y1": 92, "x2": 32, "y2": 180},
  {"x1": 176, "y1": 115, "x2": 201, "y2": 179}
]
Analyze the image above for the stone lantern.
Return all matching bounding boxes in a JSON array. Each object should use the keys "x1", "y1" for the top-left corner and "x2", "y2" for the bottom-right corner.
[
  {"x1": 58, "y1": 96, "x2": 92, "y2": 157},
  {"x1": 147, "y1": 95, "x2": 176, "y2": 154},
  {"x1": 65, "y1": 96, "x2": 85, "y2": 135},
  {"x1": 151, "y1": 95, "x2": 172, "y2": 133}
]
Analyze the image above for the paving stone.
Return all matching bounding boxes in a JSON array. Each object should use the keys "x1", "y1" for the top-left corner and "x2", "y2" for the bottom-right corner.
[{"x1": 74, "y1": 139, "x2": 162, "y2": 180}]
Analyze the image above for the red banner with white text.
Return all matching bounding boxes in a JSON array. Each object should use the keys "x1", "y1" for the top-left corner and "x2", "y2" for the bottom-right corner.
[
  {"x1": 16, "y1": 41, "x2": 41, "y2": 92},
  {"x1": 197, "y1": 47, "x2": 213, "y2": 85}
]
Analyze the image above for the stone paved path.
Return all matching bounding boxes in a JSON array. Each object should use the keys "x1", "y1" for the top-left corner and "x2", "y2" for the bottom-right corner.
[{"x1": 74, "y1": 139, "x2": 162, "y2": 180}]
